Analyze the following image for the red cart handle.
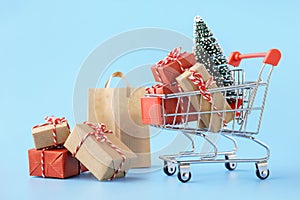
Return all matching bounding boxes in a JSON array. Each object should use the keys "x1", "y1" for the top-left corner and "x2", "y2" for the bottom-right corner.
[{"x1": 228, "y1": 49, "x2": 281, "y2": 67}]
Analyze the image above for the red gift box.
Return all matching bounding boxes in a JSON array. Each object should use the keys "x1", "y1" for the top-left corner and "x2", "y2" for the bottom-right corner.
[
  {"x1": 141, "y1": 84, "x2": 199, "y2": 125},
  {"x1": 141, "y1": 84, "x2": 182, "y2": 125},
  {"x1": 28, "y1": 148, "x2": 80, "y2": 178},
  {"x1": 229, "y1": 98, "x2": 243, "y2": 117},
  {"x1": 80, "y1": 164, "x2": 88, "y2": 173},
  {"x1": 151, "y1": 47, "x2": 196, "y2": 84}
]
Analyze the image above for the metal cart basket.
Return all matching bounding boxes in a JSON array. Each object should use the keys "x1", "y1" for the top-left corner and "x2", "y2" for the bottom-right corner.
[{"x1": 146, "y1": 49, "x2": 281, "y2": 183}]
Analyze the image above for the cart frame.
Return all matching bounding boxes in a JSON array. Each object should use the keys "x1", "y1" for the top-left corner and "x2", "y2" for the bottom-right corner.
[{"x1": 146, "y1": 49, "x2": 281, "y2": 182}]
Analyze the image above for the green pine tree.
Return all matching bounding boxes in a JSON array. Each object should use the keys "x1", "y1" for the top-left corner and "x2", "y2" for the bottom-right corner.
[{"x1": 193, "y1": 16, "x2": 236, "y2": 99}]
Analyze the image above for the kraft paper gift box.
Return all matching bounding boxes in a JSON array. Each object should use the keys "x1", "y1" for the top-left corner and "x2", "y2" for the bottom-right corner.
[
  {"x1": 64, "y1": 123, "x2": 136, "y2": 181},
  {"x1": 151, "y1": 49, "x2": 196, "y2": 84},
  {"x1": 176, "y1": 63, "x2": 234, "y2": 132},
  {"x1": 28, "y1": 148, "x2": 80, "y2": 178},
  {"x1": 88, "y1": 72, "x2": 151, "y2": 168},
  {"x1": 32, "y1": 120, "x2": 70, "y2": 150}
]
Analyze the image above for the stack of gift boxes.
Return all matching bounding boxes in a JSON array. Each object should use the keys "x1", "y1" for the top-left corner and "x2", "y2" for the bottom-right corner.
[
  {"x1": 28, "y1": 116, "x2": 80, "y2": 179},
  {"x1": 28, "y1": 117, "x2": 137, "y2": 180},
  {"x1": 141, "y1": 47, "x2": 235, "y2": 132},
  {"x1": 142, "y1": 48, "x2": 199, "y2": 125},
  {"x1": 28, "y1": 15, "x2": 242, "y2": 181}
]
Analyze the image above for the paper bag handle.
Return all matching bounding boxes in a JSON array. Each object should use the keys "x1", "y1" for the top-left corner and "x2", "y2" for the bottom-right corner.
[{"x1": 105, "y1": 71, "x2": 131, "y2": 88}]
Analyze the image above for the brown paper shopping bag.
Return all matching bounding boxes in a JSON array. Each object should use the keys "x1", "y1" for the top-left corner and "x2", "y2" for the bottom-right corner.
[{"x1": 88, "y1": 72, "x2": 151, "y2": 168}]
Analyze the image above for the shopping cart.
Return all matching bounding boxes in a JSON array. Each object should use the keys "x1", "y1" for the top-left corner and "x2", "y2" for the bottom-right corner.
[{"x1": 145, "y1": 49, "x2": 281, "y2": 183}]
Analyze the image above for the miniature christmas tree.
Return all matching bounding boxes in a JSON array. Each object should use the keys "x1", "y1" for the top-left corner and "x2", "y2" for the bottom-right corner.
[
  {"x1": 193, "y1": 44, "x2": 225, "y2": 87},
  {"x1": 193, "y1": 16, "x2": 235, "y2": 99}
]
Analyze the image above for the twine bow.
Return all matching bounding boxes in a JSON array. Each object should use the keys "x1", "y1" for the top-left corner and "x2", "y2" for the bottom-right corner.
[
  {"x1": 156, "y1": 47, "x2": 183, "y2": 67},
  {"x1": 154, "y1": 47, "x2": 184, "y2": 82},
  {"x1": 72, "y1": 122, "x2": 126, "y2": 181},
  {"x1": 189, "y1": 70, "x2": 216, "y2": 102},
  {"x1": 145, "y1": 83, "x2": 168, "y2": 94},
  {"x1": 44, "y1": 116, "x2": 67, "y2": 126}
]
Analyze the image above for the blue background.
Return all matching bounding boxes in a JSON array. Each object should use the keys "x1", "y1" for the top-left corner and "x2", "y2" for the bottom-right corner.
[{"x1": 1, "y1": 0, "x2": 299, "y2": 199}]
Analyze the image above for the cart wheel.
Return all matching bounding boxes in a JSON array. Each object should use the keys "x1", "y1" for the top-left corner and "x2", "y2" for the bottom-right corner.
[
  {"x1": 163, "y1": 163, "x2": 176, "y2": 176},
  {"x1": 225, "y1": 155, "x2": 237, "y2": 171},
  {"x1": 177, "y1": 171, "x2": 191, "y2": 183},
  {"x1": 256, "y1": 169, "x2": 270, "y2": 180}
]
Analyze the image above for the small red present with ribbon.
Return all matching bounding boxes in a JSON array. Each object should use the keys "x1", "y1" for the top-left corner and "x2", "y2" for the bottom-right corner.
[
  {"x1": 64, "y1": 122, "x2": 136, "y2": 181},
  {"x1": 28, "y1": 148, "x2": 80, "y2": 179},
  {"x1": 32, "y1": 116, "x2": 70, "y2": 149},
  {"x1": 141, "y1": 84, "x2": 182, "y2": 125},
  {"x1": 141, "y1": 83, "x2": 200, "y2": 125},
  {"x1": 151, "y1": 47, "x2": 196, "y2": 84}
]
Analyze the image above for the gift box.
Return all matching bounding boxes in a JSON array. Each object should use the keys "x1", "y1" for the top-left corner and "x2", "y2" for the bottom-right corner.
[
  {"x1": 64, "y1": 122, "x2": 136, "y2": 181},
  {"x1": 32, "y1": 116, "x2": 70, "y2": 149},
  {"x1": 141, "y1": 84, "x2": 182, "y2": 125},
  {"x1": 28, "y1": 148, "x2": 80, "y2": 178},
  {"x1": 151, "y1": 47, "x2": 196, "y2": 84},
  {"x1": 80, "y1": 164, "x2": 88, "y2": 173},
  {"x1": 176, "y1": 63, "x2": 234, "y2": 132},
  {"x1": 141, "y1": 84, "x2": 201, "y2": 125},
  {"x1": 229, "y1": 98, "x2": 243, "y2": 117}
]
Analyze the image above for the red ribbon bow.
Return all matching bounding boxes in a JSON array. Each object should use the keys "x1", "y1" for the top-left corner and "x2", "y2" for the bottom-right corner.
[
  {"x1": 33, "y1": 116, "x2": 69, "y2": 129},
  {"x1": 145, "y1": 82, "x2": 184, "y2": 94},
  {"x1": 72, "y1": 122, "x2": 126, "y2": 181},
  {"x1": 145, "y1": 83, "x2": 167, "y2": 94},
  {"x1": 44, "y1": 116, "x2": 66, "y2": 125},
  {"x1": 154, "y1": 47, "x2": 184, "y2": 83},
  {"x1": 156, "y1": 47, "x2": 183, "y2": 67},
  {"x1": 189, "y1": 71, "x2": 215, "y2": 102},
  {"x1": 84, "y1": 122, "x2": 112, "y2": 143}
]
